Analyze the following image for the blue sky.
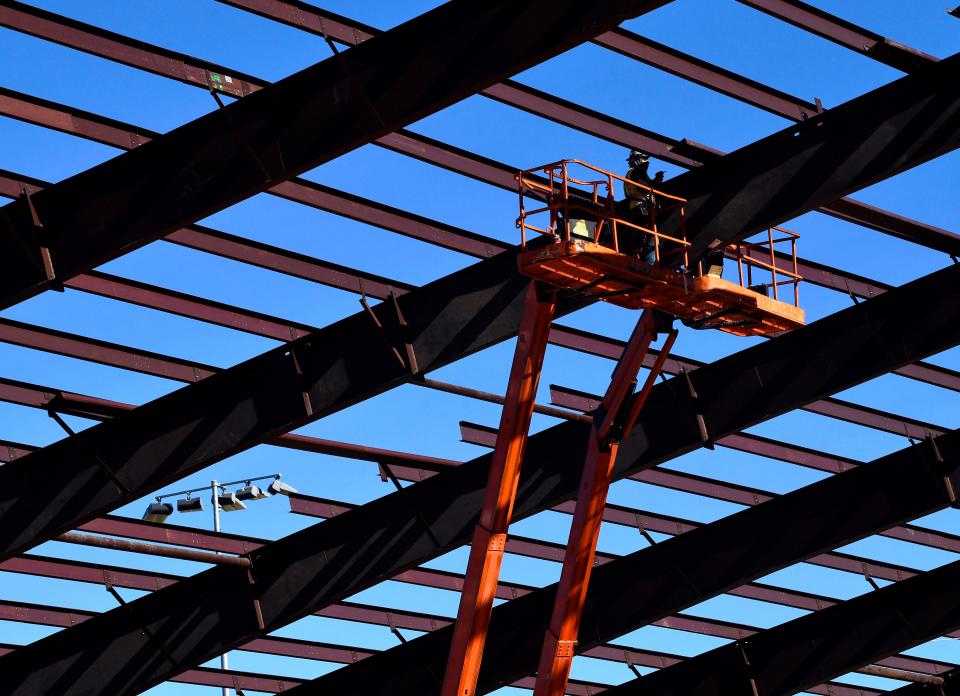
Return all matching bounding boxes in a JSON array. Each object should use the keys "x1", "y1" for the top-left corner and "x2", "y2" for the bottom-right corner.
[{"x1": 1, "y1": 0, "x2": 960, "y2": 693}]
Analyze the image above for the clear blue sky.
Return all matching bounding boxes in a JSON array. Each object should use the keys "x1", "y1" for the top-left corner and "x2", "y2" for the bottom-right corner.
[{"x1": 1, "y1": 0, "x2": 959, "y2": 693}]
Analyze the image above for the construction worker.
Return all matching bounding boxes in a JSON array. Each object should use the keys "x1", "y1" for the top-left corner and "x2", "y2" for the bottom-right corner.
[{"x1": 624, "y1": 150, "x2": 664, "y2": 264}]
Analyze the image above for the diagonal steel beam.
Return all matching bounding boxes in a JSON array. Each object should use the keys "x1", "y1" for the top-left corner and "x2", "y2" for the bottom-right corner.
[
  {"x1": 0, "y1": 0, "x2": 665, "y2": 307},
  {"x1": 3, "y1": 166, "x2": 959, "y2": 396},
  {"x1": 285, "y1": 426, "x2": 960, "y2": 694},
  {"x1": 604, "y1": 551, "x2": 960, "y2": 695},
  {"x1": 3, "y1": 258, "x2": 958, "y2": 695},
  {"x1": 0, "y1": 246, "x2": 582, "y2": 562},
  {"x1": 0, "y1": 90, "x2": 894, "y2": 302}
]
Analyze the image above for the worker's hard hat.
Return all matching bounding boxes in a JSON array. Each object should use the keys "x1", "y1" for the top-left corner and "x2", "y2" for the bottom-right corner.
[{"x1": 627, "y1": 149, "x2": 649, "y2": 162}]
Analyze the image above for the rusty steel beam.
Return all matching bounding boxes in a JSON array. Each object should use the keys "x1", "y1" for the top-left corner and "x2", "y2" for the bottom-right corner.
[
  {"x1": 736, "y1": 0, "x2": 939, "y2": 73},
  {"x1": 0, "y1": 501, "x2": 780, "y2": 683},
  {"x1": 2, "y1": 305, "x2": 956, "y2": 532},
  {"x1": 3, "y1": 383, "x2": 921, "y2": 622},
  {"x1": 604, "y1": 558, "x2": 960, "y2": 696},
  {"x1": 4, "y1": 466, "x2": 946, "y2": 686},
  {"x1": 4, "y1": 174, "x2": 959, "y2": 400},
  {"x1": 592, "y1": 27, "x2": 818, "y2": 120},
  {"x1": 288, "y1": 491, "x2": 944, "y2": 640},
  {"x1": 457, "y1": 421, "x2": 960, "y2": 575},
  {"x1": 0, "y1": 449, "x2": 950, "y2": 688},
  {"x1": 0, "y1": 373, "x2": 460, "y2": 473},
  {"x1": 0, "y1": 597, "x2": 928, "y2": 695},
  {"x1": 0, "y1": 0, "x2": 662, "y2": 307}
]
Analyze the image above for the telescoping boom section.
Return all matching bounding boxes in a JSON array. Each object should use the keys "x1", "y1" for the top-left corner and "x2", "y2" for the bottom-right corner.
[
  {"x1": 516, "y1": 160, "x2": 805, "y2": 336},
  {"x1": 440, "y1": 159, "x2": 806, "y2": 696}
]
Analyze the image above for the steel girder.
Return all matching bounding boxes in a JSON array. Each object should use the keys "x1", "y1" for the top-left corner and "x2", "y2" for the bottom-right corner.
[
  {"x1": 3, "y1": 257, "x2": 959, "y2": 694},
  {"x1": 664, "y1": 51, "x2": 960, "y2": 257},
  {"x1": 0, "y1": 247, "x2": 571, "y2": 562},
  {"x1": 604, "y1": 550, "x2": 960, "y2": 694},
  {"x1": 737, "y1": 0, "x2": 939, "y2": 73},
  {"x1": 283, "y1": 425, "x2": 960, "y2": 694},
  {"x1": 0, "y1": 0, "x2": 665, "y2": 308}
]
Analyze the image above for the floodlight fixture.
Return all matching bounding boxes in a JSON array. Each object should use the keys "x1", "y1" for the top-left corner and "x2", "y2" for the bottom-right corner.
[
  {"x1": 235, "y1": 483, "x2": 268, "y2": 501},
  {"x1": 143, "y1": 501, "x2": 173, "y2": 523},
  {"x1": 177, "y1": 495, "x2": 204, "y2": 513},
  {"x1": 217, "y1": 490, "x2": 247, "y2": 512},
  {"x1": 268, "y1": 477, "x2": 298, "y2": 496}
]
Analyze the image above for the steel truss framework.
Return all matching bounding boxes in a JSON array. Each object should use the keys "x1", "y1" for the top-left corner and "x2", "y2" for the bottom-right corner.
[{"x1": 0, "y1": 0, "x2": 958, "y2": 695}]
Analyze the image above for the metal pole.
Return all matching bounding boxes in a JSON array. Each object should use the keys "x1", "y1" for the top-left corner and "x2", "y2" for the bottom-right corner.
[
  {"x1": 213, "y1": 480, "x2": 230, "y2": 696},
  {"x1": 56, "y1": 532, "x2": 250, "y2": 567}
]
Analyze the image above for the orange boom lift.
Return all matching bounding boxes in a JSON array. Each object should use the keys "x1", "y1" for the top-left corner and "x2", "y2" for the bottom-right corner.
[{"x1": 440, "y1": 160, "x2": 804, "y2": 696}]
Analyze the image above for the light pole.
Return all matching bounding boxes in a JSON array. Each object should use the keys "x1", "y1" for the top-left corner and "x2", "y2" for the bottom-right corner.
[
  {"x1": 211, "y1": 479, "x2": 228, "y2": 696},
  {"x1": 144, "y1": 474, "x2": 298, "y2": 696}
]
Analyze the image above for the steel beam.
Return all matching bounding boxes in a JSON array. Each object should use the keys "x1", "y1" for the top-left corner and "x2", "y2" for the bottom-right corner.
[
  {"x1": 737, "y1": 0, "x2": 938, "y2": 73},
  {"x1": 3, "y1": 259, "x2": 959, "y2": 695},
  {"x1": 0, "y1": 0, "x2": 662, "y2": 307},
  {"x1": 6, "y1": 381, "x2": 924, "y2": 626},
  {"x1": 285, "y1": 427, "x2": 960, "y2": 694},
  {"x1": 1, "y1": 310, "x2": 951, "y2": 526},
  {"x1": 11, "y1": 164, "x2": 958, "y2": 395},
  {"x1": 664, "y1": 52, "x2": 960, "y2": 257},
  {"x1": 458, "y1": 420, "x2": 960, "y2": 565},
  {"x1": 0, "y1": 245, "x2": 565, "y2": 561},
  {"x1": 0, "y1": 92, "x2": 895, "y2": 300},
  {"x1": 1, "y1": 442, "x2": 952, "y2": 687},
  {"x1": 592, "y1": 27, "x2": 818, "y2": 120},
  {"x1": 603, "y1": 558, "x2": 960, "y2": 695}
]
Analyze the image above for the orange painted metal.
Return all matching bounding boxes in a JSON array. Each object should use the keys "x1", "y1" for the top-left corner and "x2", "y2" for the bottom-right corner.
[
  {"x1": 515, "y1": 160, "x2": 805, "y2": 337},
  {"x1": 440, "y1": 282, "x2": 556, "y2": 696},
  {"x1": 533, "y1": 314, "x2": 678, "y2": 696}
]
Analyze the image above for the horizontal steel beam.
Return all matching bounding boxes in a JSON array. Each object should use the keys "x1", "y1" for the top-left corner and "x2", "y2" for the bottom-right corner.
[
  {"x1": 605, "y1": 548, "x2": 960, "y2": 695},
  {"x1": 592, "y1": 27, "x2": 818, "y2": 120},
  {"x1": 0, "y1": 445, "x2": 947, "y2": 688},
  {"x1": 56, "y1": 531, "x2": 251, "y2": 567},
  {"x1": 3, "y1": 383, "x2": 908, "y2": 628}
]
